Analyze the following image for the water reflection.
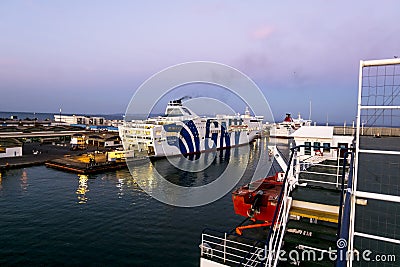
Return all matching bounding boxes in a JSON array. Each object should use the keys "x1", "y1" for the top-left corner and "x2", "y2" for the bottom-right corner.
[
  {"x1": 99, "y1": 170, "x2": 138, "y2": 198},
  {"x1": 130, "y1": 142, "x2": 266, "y2": 192},
  {"x1": 76, "y1": 174, "x2": 89, "y2": 204},
  {"x1": 0, "y1": 172, "x2": 2, "y2": 191},
  {"x1": 125, "y1": 137, "x2": 276, "y2": 206},
  {"x1": 166, "y1": 149, "x2": 218, "y2": 173},
  {"x1": 130, "y1": 163, "x2": 156, "y2": 191},
  {"x1": 151, "y1": 149, "x2": 234, "y2": 187},
  {"x1": 116, "y1": 178, "x2": 124, "y2": 198},
  {"x1": 20, "y1": 170, "x2": 29, "y2": 192}
]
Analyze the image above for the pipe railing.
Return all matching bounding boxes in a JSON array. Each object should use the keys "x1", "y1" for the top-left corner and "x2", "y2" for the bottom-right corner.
[
  {"x1": 200, "y1": 228, "x2": 265, "y2": 266},
  {"x1": 336, "y1": 151, "x2": 354, "y2": 266},
  {"x1": 200, "y1": 144, "x2": 355, "y2": 267},
  {"x1": 263, "y1": 145, "x2": 354, "y2": 267}
]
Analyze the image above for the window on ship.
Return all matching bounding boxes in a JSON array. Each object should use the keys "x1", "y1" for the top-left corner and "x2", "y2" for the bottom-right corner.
[
  {"x1": 323, "y1": 143, "x2": 331, "y2": 153},
  {"x1": 181, "y1": 108, "x2": 192, "y2": 115},
  {"x1": 313, "y1": 142, "x2": 321, "y2": 151},
  {"x1": 305, "y1": 142, "x2": 311, "y2": 155}
]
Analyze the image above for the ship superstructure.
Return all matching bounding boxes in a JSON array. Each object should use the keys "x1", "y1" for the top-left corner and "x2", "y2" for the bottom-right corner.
[
  {"x1": 200, "y1": 58, "x2": 400, "y2": 267},
  {"x1": 269, "y1": 113, "x2": 312, "y2": 138},
  {"x1": 119, "y1": 99, "x2": 263, "y2": 157}
]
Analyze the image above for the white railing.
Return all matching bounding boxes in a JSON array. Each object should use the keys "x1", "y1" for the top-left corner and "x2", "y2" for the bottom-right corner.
[
  {"x1": 265, "y1": 153, "x2": 297, "y2": 267},
  {"x1": 347, "y1": 58, "x2": 400, "y2": 267},
  {"x1": 265, "y1": 146, "x2": 350, "y2": 267},
  {"x1": 297, "y1": 152, "x2": 350, "y2": 189},
  {"x1": 200, "y1": 231, "x2": 265, "y2": 266},
  {"x1": 200, "y1": 146, "x2": 351, "y2": 267}
]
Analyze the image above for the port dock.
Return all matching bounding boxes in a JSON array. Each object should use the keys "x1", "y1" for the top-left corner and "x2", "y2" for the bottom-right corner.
[
  {"x1": 0, "y1": 142, "x2": 82, "y2": 170},
  {"x1": 0, "y1": 124, "x2": 150, "y2": 174},
  {"x1": 45, "y1": 158, "x2": 127, "y2": 174},
  {"x1": 45, "y1": 154, "x2": 148, "y2": 174},
  {"x1": 0, "y1": 141, "x2": 148, "y2": 174}
]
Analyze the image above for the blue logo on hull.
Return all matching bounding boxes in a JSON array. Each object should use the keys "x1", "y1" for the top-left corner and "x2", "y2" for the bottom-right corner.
[{"x1": 164, "y1": 119, "x2": 239, "y2": 159}]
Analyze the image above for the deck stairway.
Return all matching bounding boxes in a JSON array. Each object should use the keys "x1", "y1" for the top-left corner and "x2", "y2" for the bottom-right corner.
[
  {"x1": 275, "y1": 151, "x2": 349, "y2": 267},
  {"x1": 289, "y1": 199, "x2": 339, "y2": 224},
  {"x1": 200, "y1": 147, "x2": 354, "y2": 267},
  {"x1": 264, "y1": 147, "x2": 353, "y2": 267},
  {"x1": 279, "y1": 187, "x2": 342, "y2": 267}
]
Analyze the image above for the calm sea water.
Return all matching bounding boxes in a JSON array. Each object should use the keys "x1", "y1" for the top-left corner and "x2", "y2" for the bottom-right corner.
[
  {"x1": 0, "y1": 138, "x2": 290, "y2": 266},
  {"x1": 0, "y1": 111, "x2": 124, "y2": 121}
]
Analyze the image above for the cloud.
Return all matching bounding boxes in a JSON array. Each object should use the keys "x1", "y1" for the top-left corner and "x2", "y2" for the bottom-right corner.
[
  {"x1": 0, "y1": 58, "x2": 21, "y2": 69},
  {"x1": 191, "y1": 2, "x2": 233, "y2": 17},
  {"x1": 252, "y1": 25, "x2": 274, "y2": 40},
  {"x1": 235, "y1": 53, "x2": 269, "y2": 71}
]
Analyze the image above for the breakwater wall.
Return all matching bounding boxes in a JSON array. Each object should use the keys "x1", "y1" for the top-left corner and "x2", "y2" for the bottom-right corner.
[{"x1": 333, "y1": 126, "x2": 400, "y2": 137}]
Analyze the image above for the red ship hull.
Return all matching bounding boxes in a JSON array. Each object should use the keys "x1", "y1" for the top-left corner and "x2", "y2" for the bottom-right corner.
[{"x1": 232, "y1": 174, "x2": 283, "y2": 222}]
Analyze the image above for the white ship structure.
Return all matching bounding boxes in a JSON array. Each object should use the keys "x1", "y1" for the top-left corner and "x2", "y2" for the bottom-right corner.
[
  {"x1": 269, "y1": 113, "x2": 311, "y2": 138},
  {"x1": 119, "y1": 99, "x2": 263, "y2": 157}
]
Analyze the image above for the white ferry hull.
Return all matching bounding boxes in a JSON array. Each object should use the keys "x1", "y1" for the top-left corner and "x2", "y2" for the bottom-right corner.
[
  {"x1": 269, "y1": 113, "x2": 312, "y2": 138},
  {"x1": 151, "y1": 128, "x2": 258, "y2": 157},
  {"x1": 269, "y1": 124, "x2": 295, "y2": 138},
  {"x1": 120, "y1": 100, "x2": 263, "y2": 158}
]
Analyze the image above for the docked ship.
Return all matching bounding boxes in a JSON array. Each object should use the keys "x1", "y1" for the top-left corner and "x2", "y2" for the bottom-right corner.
[
  {"x1": 269, "y1": 113, "x2": 311, "y2": 138},
  {"x1": 199, "y1": 58, "x2": 400, "y2": 267},
  {"x1": 119, "y1": 99, "x2": 263, "y2": 157}
]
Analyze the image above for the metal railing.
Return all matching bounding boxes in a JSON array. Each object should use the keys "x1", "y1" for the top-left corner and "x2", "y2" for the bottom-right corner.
[
  {"x1": 347, "y1": 58, "x2": 400, "y2": 267},
  {"x1": 297, "y1": 146, "x2": 352, "y2": 189},
  {"x1": 200, "y1": 228, "x2": 265, "y2": 266},
  {"x1": 264, "y1": 148, "x2": 297, "y2": 267},
  {"x1": 336, "y1": 150, "x2": 355, "y2": 267},
  {"x1": 264, "y1": 145, "x2": 354, "y2": 267},
  {"x1": 200, "y1": 145, "x2": 355, "y2": 267}
]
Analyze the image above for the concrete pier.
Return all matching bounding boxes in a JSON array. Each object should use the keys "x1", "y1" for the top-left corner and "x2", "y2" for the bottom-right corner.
[
  {"x1": 0, "y1": 142, "x2": 148, "y2": 174},
  {"x1": 0, "y1": 143, "x2": 82, "y2": 170},
  {"x1": 45, "y1": 159, "x2": 128, "y2": 174}
]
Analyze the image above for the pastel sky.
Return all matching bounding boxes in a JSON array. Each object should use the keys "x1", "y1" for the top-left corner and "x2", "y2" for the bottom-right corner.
[{"x1": 0, "y1": 1, "x2": 399, "y2": 123}]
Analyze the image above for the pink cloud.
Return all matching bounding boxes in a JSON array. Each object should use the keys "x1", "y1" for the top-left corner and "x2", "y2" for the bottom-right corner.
[
  {"x1": 0, "y1": 58, "x2": 21, "y2": 68},
  {"x1": 252, "y1": 25, "x2": 274, "y2": 40}
]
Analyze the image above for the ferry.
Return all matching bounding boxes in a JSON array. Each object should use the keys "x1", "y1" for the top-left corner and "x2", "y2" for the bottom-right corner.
[
  {"x1": 119, "y1": 99, "x2": 263, "y2": 157},
  {"x1": 269, "y1": 113, "x2": 311, "y2": 138},
  {"x1": 199, "y1": 58, "x2": 400, "y2": 266}
]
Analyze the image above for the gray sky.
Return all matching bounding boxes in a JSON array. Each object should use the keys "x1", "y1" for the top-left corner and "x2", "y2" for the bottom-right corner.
[{"x1": 0, "y1": 1, "x2": 399, "y2": 123}]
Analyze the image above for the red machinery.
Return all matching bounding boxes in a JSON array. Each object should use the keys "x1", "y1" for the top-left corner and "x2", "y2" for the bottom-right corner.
[{"x1": 232, "y1": 173, "x2": 284, "y2": 235}]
